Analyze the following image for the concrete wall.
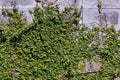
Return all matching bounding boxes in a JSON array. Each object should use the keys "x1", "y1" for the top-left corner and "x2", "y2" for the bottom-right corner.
[
  {"x1": 43, "y1": 0, "x2": 120, "y2": 30},
  {"x1": 0, "y1": 0, "x2": 36, "y2": 23},
  {"x1": 0, "y1": 0, "x2": 120, "y2": 30},
  {"x1": 83, "y1": 0, "x2": 120, "y2": 30}
]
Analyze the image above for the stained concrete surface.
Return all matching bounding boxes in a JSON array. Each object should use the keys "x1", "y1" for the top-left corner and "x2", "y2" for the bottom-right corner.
[
  {"x1": 83, "y1": 0, "x2": 120, "y2": 30},
  {"x1": 83, "y1": 0, "x2": 120, "y2": 8},
  {"x1": 83, "y1": 9, "x2": 120, "y2": 30},
  {"x1": 79, "y1": 59, "x2": 102, "y2": 73},
  {"x1": 0, "y1": 0, "x2": 120, "y2": 30},
  {"x1": 0, "y1": 0, "x2": 36, "y2": 23},
  {"x1": 0, "y1": 0, "x2": 36, "y2": 6},
  {"x1": 114, "y1": 77, "x2": 120, "y2": 80}
]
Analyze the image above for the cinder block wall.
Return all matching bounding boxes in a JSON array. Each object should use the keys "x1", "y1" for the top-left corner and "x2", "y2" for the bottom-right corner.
[
  {"x1": 0, "y1": 0, "x2": 120, "y2": 30},
  {"x1": 49, "y1": 0, "x2": 120, "y2": 30},
  {"x1": 83, "y1": 0, "x2": 120, "y2": 30},
  {"x1": 0, "y1": 0, "x2": 36, "y2": 23}
]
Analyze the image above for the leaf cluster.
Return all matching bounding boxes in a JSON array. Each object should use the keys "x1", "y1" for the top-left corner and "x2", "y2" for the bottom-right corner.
[{"x1": 0, "y1": 3, "x2": 120, "y2": 80}]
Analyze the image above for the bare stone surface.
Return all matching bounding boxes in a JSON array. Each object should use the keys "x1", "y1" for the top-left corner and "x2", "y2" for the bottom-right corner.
[
  {"x1": 0, "y1": 0, "x2": 36, "y2": 10},
  {"x1": 0, "y1": 0, "x2": 36, "y2": 24},
  {"x1": 55, "y1": 0, "x2": 74, "y2": 6},
  {"x1": 22, "y1": 9, "x2": 33, "y2": 23},
  {"x1": 0, "y1": 0, "x2": 36, "y2": 6},
  {"x1": 102, "y1": 0, "x2": 120, "y2": 8},
  {"x1": 46, "y1": 0, "x2": 75, "y2": 10},
  {"x1": 83, "y1": 0, "x2": 120, "y2": 8},
  {"x1": 83, "y1": 0, "x2": 98, "y2": 8},
  {"x1": 0, "y1": 0, "x2": 120, "y2": 29},
  {"x1": 46, "y1": 0, "x2": 82, "y2": 12},
  {"x1": 52, "y1": 0, "x2": 120, "y2": 30},
  {"x1": 114, "y1": 78, "x2": 120, "y2": 80},
  {"x1": 79, "y1": 59, "x2": 102, "y2": 73},
  {"x1": 83, "y1": 9, "x2": 120, "y2": 30},
  {"x1": 83, "y1": 9, "x2": 100, "y2": 28}
]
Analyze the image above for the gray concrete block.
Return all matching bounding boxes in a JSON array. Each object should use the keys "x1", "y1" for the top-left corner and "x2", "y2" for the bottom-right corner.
[
  {"x1": 0, "y1": 0, "x2": 36, "y2": 10},
  {"x1": 83, "y1": 9, "x2": 100, "y2": 28},
  {"x1": 56, "y1": 0, "x2": 75, "y2": 6},
  {"x1": 0, "y1": 8, "x2": 34, "y2": 24},
  {"x1": 83, "y1": 9, "x2": 120, "y2": 30},
  {"x1": 46, "y1": 0, "x2": 82, "y2": 11},
  {"x1": 79, "y1": 59, "x2": 102, "y2": 73},
  {"x1": 114, "y1": 78, "x2": 120, "y2": 80},
  {"x1": 83, "y1": 0, "x2": 98, "y2": 8},
  {"x1": 1, "y1": 0, "x2": 36, "y2": 7},
  {"x1": 56, "y1": 0, "x2": 82, "y2": 8},
  {"x1": 0, "y1": 0, "x2": 36, "y2": 24},
  {"x1": 74, "y1": 0, "x2": 82, "y2": 9},
  {"x1": 22, "y1": 9, "x2": 33, "y2": 23},
  {"x1": 0, "y1": 9, "x2": 8, "y2": 23},
  {"x1": 102, "y1": 0, "x2": 120, "y2": 8},
  {"x1": 83, "y1": 0, "x2": 120, "y2": 8}
]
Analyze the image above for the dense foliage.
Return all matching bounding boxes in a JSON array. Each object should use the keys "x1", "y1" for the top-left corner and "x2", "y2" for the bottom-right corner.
[{"x1": 0, "y1": 4, "x2": 120, "y2": 80}]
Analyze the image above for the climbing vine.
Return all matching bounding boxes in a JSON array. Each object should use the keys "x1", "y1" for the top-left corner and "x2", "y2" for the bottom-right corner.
[
  {"x1": 0, "y1": 2, "x2": 120, "y2": 80},
  {"x1": 98, "y1": 0, "x2": 102, "y2": 13}
]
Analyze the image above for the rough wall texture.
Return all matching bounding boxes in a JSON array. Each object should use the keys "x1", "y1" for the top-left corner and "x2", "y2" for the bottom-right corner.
[
  {"x1": 0, "y1": 0, "x2": 120, "y2": 30},
  {"x1": 40, "y1": 0, "x2": 120, "y2": 30},
  {"x1": 83, "y1": 0, "x2": 120, "y2": 30},
  {"x1": 0, "y1": 0, "x2": 36, "y2": 23}
]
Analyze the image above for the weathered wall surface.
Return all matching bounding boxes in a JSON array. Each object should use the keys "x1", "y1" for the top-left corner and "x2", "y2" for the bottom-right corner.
[
  {"x1": 44, "y1": 0, "x2": 120, "y2": 30},
  {"x1": 0, "y1": 0, "x2": 120, "y2": 30},
  {"x1": 0, "y1": 0, "x2": 36, "y2": 23},
  {"x1": 83, "y1": 0, "x2": 120, "y2": 30}
]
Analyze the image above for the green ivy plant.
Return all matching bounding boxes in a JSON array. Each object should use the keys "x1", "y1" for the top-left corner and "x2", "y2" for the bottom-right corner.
[
  {"x1": 98, "y1": 0, "x2": 102, "y2": 13},
  {"x1": 0, "y1": 2, "x2": 120, "y2": 80}
]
